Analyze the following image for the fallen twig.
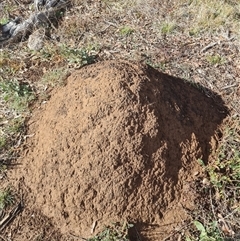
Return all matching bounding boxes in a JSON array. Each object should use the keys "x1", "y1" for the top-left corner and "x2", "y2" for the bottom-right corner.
[
  {"x1": 0, "y1": 0, "x2": 70, "y2": 48},
  {"x1": 201, "y1": 42, "x2": 218, "y2": 53},
  {"x1": 221, "y1": 83, "x2": 238, "y2": 90},
  {"x1": 0, "y1": 201, "x2": 24, "y2": 232}
]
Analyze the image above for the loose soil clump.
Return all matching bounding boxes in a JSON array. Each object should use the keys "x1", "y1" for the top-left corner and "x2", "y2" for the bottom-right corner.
[{"x1": 10, "y1": 60, "x2": 227, "y2": 240}]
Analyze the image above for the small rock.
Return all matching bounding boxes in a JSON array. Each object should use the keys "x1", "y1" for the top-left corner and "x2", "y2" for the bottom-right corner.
[
  {"x1": 28, "y1": 29, "x2": 45, "y2": 51},
  {"x1": 202, "y1": 177, "x2": 210, "y2": 186}
]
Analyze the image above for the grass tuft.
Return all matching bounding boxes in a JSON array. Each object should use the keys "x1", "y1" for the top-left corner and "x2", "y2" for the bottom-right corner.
[
  {"x1": 119, "y1": 26, "x2": 134, "y2": 36},
  {"x1": 0, "y1": 79, "x2": 35, "y2": 113},
  {"x1": 0, "y1": 187, "x2": 15, "y2": 210},
  {"x1": 160, "y1": 21, "x2": 177, "y2": 35},
  {"x1": 206, "y1": 55, "x2": 226, "y2": 66},
  {"x1": 176, "y1": 0, "x2": 240, "y2": 36},
  {"x1": 208, "y1": 117, "x2": 240, "y2": 191},
  {"x1": 87, "y1": 222, "x2": 133, "y2": 241}
]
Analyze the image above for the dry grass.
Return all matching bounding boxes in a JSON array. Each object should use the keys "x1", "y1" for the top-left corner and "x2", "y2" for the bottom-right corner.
[{"x1": 0, "y1": 0, "x2": 240, "y2": 240}]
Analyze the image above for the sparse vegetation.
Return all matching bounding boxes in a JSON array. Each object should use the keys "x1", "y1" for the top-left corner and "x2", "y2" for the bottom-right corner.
[
  {"x1": 0, "y1": 187, "x2": 15, "y2": 210},
  {"x1": 41, "y1": 68, "x2": 69, "y2": 87},
  {"x1": 0, "y1": 79, "x2": 35, "y2": 112},
  {"x1": 206, "y1": 55, "x2": 226, "y2": 65},
  {"x1": 176, "y1": 0, "x2": 240, "y2": 36},
  {"x1": 119, "y1": 26, "x2": 134, "y2": 36},
  {"x1": 186, "y1": 220, "x2": 223, "y2": 241},
  {"x1": 87, "y1": 222, "x2": 133, "y2": 241},
  {"x1": 160, "y1": 21, "x2": 176, "y2": 35},
  {"x1": 208, "y1": 118, "x2": 240, "y2": 192}
]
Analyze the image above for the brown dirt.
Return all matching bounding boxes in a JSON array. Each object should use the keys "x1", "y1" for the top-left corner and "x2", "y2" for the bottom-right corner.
[{"x1": 9, "y1": 60, "x2": 228, "y2": 240}]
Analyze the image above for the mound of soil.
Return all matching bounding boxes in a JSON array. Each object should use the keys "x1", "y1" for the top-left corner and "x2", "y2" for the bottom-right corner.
[{"x1": 11, "y1": 60, "x2": 227, "y2": 240}]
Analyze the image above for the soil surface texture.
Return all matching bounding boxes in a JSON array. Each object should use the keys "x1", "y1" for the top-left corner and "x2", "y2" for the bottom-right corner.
[{"x1": 9, "y1": 60, "x2": 228, "y2": 240}]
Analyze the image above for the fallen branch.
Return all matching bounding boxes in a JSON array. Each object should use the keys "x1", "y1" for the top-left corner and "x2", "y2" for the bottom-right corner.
[
  {"x1": 200, "y1": 42, "x2": 218, "y2": 53},
  {"x1": 0, "y1": 201, "x2": 24, "y2": 232},
  {"x1": 0, "y1": 0, "x2": 70, "y2": 48}
]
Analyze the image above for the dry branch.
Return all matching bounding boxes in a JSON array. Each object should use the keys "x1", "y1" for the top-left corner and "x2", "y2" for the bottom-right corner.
[{"x1": 0, "y1": 0, "x2": 70, "y2": 48}]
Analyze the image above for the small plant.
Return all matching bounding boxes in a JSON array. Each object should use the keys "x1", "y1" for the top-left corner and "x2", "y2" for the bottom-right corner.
[
  {"x1": 119, "y1": 26, "x2": 134, "y2": 36},
  {"x1": 206, "y1": 119, "x2": 240, "y2": 191},
  {"x1": 0, "y1": 187, "x2": 15, "y2": 210},
  {"x1": 161, "y1": 21, "x2": 176, "y2": 35},
  {"x1": 41, "y1": 68, "x2": 69, "y2": 87},
  {"x1": 0, "y1": 79, "x2": 35, "y2": 112},
  {"x1": 189, "y1": 28, "x2": 199, "y2": 36},
  {"x1": 38, "y1": 44, "x2": 97, "y2": 67},
  {"x1": 206, "y1": 55, "x2": 225, "y2": 65},
  {"x1": 0, "y1": 17, "x2": 9, "y2": 25},
  {"x1": 179, "y1": 0, "x2": 240, "y2": 35},
  {"x1": 145, "y1": 60, "x2": 166, "y2": 71},
  {"x1": 0, "y1": 136, "x2": 7, "y2": 149},
  {"x1": 0, "y1": 160, "x2": 7, "y2": 173},
  {"x1": 186, "y1": 220, "x2": 222, "y2": 241},
  {"x1": 7, "y1": 117, "x2": 25, "y2": 134},
  {"x1": 59, "y1": 45, "x2": 96, "y2": 67},
  {"x1": 87, "y1": 222, "x2": 133, "y2": 241}
]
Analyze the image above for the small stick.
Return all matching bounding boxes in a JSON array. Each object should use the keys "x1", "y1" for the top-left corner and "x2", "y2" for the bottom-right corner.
[
  {"x1": 0, "y1": 201, "x2": 23, "y2": 232},
  {"x1": 0, "y1": 235, "x2": 7, "y2": 241},
  {"x1": 91, "y1": 220, "x2": 97, "y2": 234},
  {"x1": 69, "y1": 233, "x2": 87, "y2": 240},
  {"x1": 201, "y1": 42, "x2": 218, "y2": 53},
  {"x1": 221, "y1": 83, "x2": 237, "y2": 90}
]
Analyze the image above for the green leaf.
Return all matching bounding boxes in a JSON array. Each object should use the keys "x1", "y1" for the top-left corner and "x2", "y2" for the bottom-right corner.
[
  {"x1": 193, "y1": 220, "x2": 208, "y2": 238},
  {"x1": 194, "y1": 221, "x2": 205, "y2": 232}
]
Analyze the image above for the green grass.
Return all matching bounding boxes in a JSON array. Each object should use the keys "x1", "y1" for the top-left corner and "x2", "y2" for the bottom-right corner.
[
  {"x1": 119, "y1": 26, "x2": 134, "y2": 36},
  {"x1": 87, "y1": 222, "x2": 133, "y2": 241},
  {"x1": 206, "y1": 55, "x2": 226, "y2": 65},
  {"x1": 160, "y1": 21, "x2": 177, "y2": 35},
  {"x1": 0, "y1": 136, "x2": 7, "y2": 149},
  {"x1": 38, "y1": 44, "x2": 97, "y2": 68},
  {"x1": 40, "y1": 68, "x2": 69, "y2": 88},
  {"x1": 208, "y1": 119, "x2": 240, "y2": 191},
  {"x1": 0, "y1": 78, "x2": 34, "y2": 152},
  {"x1": 186, "y1": 220, "x2": 222, "y2": 241},
  {"x1": 177, "y1": 0, "x2": 240, "y2": 36},
  {"x1": 0, "y1": 79, "x2": 35, "y2": 112},
  {"x1": 191, "y1": 117, "x2": 240, "y2": 241},
  {"x1": 0, "y1": 17, "x2": 8, "y2": 25},
  {"x1": 59, "y1": 45, "x2": 96, "y2": 67},
  {"x1": 0, "y1": 187, "x2": 15, "y2": 210}
]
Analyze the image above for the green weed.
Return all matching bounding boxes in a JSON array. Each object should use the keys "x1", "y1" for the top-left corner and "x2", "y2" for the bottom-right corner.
[
  {"x1": 177, "y1": 0, "x2": 240, "y2": 36},
  {"x1": 160, "y1": 21, "x2": 176, "y2": 35},
  {"x1": 38, "y1": 44, "x2": 97, "y2": 67},
  {"x1": 0, "y1": 159, "x2": 7, "y2": 173},
  {"x1": 0, "y1": 17, "x2": 8, "y2": 25},
  {"x1": 186, "y1": 220, "x2": 222, "y2": 241},
  {"x1": 7, "y1": 117, "x2": 25, "y2": 134},
  {"x1": 0, "y1": 136, "x2": 7, "y2": 149},
  {"x1": 0, "y1": 79, "x2": 35, "y2": 113},
  {"x1": 196, "y1": 118, "x2": 240, "y2": 193},
  {"x1": 206, "y1": 55, "x2": 225, "y2": 65},
  {"x1": 59, "y1": 45, "x2": 96, "y2": 67},
  {"x1": 119, "y1": 26, "x2": 134, "y2": 36},
  {"x1": 191, "y1": 117, "x2": 240, "y2": 241},
  {"x1": 41, "y1": 68, "x2": 69, "y2": 87},
  {"x1": 189, "y1": 28, "x2": 199, "y2": 36},
  {"x1": 145, "y1": 60, "x2": 166, "y2": 71},
  {"x1": 207, "y1": 121, "x2": 240, "y2": 190},
  {"x1": 0, "y1": 187, "x2": 15, "y2": 210},
  {"x1": 87, "y1": 222, "x2": 133, "y2": 241}
]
